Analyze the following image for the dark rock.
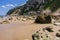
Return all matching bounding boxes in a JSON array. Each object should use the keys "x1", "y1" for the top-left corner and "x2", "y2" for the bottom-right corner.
[
  {"x1": 56, "y1": 33, "x2": 60, "y2": 37},
  {"x1": 8, "y1": 17, "x2": 13, "y2": 20},
  {"x1": 35, "y1": 15, "x2": 51, "y2": 24},
  {"x1": 43, "y1": 27, "x2": 54, "y2": 32},
  {"x1": 32, "y1": 33, "x2": 39, "y2": 40}
]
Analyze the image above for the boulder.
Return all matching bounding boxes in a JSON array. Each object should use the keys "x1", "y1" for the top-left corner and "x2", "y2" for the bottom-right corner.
[{"x1": 35, "y1": 15, "x2": 51, "y2": 24}]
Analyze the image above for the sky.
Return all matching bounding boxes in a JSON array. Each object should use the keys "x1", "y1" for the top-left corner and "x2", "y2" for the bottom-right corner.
[{"x1": 0, "y1": 0, "x2": 28, "y2": 15}]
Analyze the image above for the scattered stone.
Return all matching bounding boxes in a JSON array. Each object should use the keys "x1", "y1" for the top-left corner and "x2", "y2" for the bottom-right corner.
[
  {"x1": 32, "y1": 31, "x2": 40, "y2": 40},
  {"x1": 43, "y1": 26, "x2": 54, "y2": 32},
  {"x1": 2, "y1": 20, "x2": 10, "y2": 24},
  {"x1": 22, "y1": 18, "x2": 27, "y2": 21},
  {"x1": 56, "y1": 32, "x2": 60, "y2": 37},
  {"x1": 0, "y1": 19, "x2": 10, "y2": 24},
  {"x1": 27, "y1": 17, "x2": 34, "y2": 20},
  {"x1": 8, "y1": 17, "x2": 13, "y2": 20}
]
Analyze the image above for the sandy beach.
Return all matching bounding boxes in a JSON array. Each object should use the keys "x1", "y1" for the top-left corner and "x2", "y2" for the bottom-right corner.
[
  {"x1": 0, "y1": 0, "x2": 60, "y2": 40},
  {"x1": 0, "y1": 19, "x2": 54, "y2": 40}
]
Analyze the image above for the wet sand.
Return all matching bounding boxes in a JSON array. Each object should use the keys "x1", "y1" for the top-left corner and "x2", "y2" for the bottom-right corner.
[{"x1": 0, "y1": 20, "x2": 57, "y2": 40}]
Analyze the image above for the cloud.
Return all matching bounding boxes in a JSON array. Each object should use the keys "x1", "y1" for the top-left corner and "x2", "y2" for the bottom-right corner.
[
  {"x1": 1, "y1": 5, "x2": 7, "y2": 8},
  {"x1": 6, "y1": 4, "x2": 15, "y2": 7},
  {"x1": 0, "y1": 4, "x2": 17, "y2": 8}
]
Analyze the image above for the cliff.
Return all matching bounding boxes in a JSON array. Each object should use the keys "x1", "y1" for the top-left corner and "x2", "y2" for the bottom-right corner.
[{"x1": 7, "y1": 0, "x2": 60, "y2": 16}]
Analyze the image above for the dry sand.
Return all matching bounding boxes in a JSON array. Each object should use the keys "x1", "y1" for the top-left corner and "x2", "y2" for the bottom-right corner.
[{"x1": 0, "y1": 19, "x2": 60, "y2": 40}]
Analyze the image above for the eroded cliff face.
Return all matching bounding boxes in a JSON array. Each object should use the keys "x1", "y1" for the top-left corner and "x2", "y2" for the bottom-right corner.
[{"x1": 7, "y1": 0, "x2": 53, "y2": 16}]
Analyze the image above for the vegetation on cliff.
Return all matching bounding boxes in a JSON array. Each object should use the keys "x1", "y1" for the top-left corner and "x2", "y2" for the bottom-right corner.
[{"x1": 7, "y1": 0, "x2": 60, "y2": 15}]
